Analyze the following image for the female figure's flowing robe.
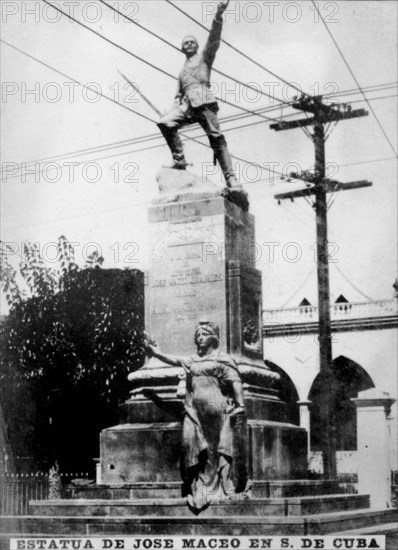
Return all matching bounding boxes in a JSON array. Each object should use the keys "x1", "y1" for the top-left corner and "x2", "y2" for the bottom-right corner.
[{"x1": 180, "y1": 351, "x2": 247, "y2": 511}]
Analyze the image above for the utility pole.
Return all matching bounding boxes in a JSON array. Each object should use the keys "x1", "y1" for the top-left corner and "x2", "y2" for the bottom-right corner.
[{"x1": 271, "y1": 96, "x2": 372, "y2": 479}]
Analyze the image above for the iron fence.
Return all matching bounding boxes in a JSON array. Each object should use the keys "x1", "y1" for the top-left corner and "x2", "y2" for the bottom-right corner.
[{"x1": 0, "y1": 472, "x2": 90, "y2": 516}]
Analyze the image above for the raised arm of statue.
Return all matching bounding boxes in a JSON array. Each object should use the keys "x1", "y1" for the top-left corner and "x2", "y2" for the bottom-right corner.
[
  {"x1": 203, "y1": 1, "x2": 228, "y2": 66},
  {"x1": 146, "y1": 341, "x2": 184, "y2": 368}
]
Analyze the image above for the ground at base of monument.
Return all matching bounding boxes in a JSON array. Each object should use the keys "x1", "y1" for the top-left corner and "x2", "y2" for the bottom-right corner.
[
  {"x1": 0, "y1": 508, "x2": 396, "y2": 540},
  {"x1": 27, "y1": 493, "x2": 370, "y2": 518},
  {"x1": 65, "y1": 480, "x2": 347, "y2": 501}
]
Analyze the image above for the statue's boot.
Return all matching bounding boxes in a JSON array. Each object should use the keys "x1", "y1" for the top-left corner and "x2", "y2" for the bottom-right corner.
[
  {"x1": 158, "y1": 124, "x2": 188, "y2": 170},
  {"x1": 212, "y1": 137, "x2": 240, "y2": 188},
  {"x1": 211, "y1": 137, "x2": 249, "y2": 210}
]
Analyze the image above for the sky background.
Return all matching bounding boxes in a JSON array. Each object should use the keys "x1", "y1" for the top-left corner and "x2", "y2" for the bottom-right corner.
[{"x1": 1, "y1": 0, "x2": 397, "y2": 312}]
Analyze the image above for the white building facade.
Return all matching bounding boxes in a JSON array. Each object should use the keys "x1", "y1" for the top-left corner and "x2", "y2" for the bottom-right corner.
[{"x1": 263, "y1": 296, "x2": 398, "y2": 474}]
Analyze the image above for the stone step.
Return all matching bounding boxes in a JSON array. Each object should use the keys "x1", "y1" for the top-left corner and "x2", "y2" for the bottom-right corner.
[
  {"x1": 253, "y1": 479, "x2": 347, "y2": 498},
  {"x1": 336, "y1": 522, "x2": 398, "y2": 535},
  {"x1": 67, "y1": 479, "x2": 347, "y2": 500},
  {"x1": 0, "y1": 508, "x2": 396, "y2": 538},
  {"x1": 29, "y1": 494, "x2": 369, "y2": 518},
  {"x1": 66, "y1": 482, "x2": 183, "y2": 500}
]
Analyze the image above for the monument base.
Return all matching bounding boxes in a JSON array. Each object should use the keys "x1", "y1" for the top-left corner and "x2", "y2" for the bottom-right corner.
[
  {"x1": 100, "y1": 181, "x2": 308, "y2": 502},
  {"x1": 3, "y1": 507, "x2": 397, "y2": 539},
  {"x1": 100, "y1": 418, "x2": 307, "y2": 486},
  {"x1": 3, "y1": 507, "x2": 398, "y2": 539}
]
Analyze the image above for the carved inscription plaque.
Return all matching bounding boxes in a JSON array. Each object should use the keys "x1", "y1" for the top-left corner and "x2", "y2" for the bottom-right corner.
[{"x1": 149, "y1": 241, "x2": 226, "y2": 355}]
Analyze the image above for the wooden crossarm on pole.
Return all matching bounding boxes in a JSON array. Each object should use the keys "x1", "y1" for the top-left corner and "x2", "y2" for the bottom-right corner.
[
  {"x1": 269, "y1": 93, "x2": 372, "y2": 480},
  {"x1": 270, "y1": 108, "x2": 368, "y2": 131},
  {"x1": 274, "y1": 180, "x2": 372, "y2": 201}
]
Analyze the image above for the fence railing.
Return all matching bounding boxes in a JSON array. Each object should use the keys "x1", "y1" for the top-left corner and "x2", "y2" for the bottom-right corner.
[
  {"x1": 0, "y1": 472, "x2": 90, "y2": 516},
  {"x1": 263, "y1": 298, "x2": 398, "y2": 326}
]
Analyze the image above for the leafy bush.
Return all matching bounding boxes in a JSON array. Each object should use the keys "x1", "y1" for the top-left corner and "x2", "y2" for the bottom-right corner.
[{"x1": 0, "y1": 237, "x2": 145, "y2": 472}]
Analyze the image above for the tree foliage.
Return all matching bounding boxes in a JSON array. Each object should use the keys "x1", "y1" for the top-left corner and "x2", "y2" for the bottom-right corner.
[{"x1": 0, "y1": 236, "x2": 145, "y2": 472}]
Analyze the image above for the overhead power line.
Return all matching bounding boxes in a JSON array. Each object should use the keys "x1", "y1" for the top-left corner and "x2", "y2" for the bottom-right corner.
[
  {"x1": 1, "y1": 182, "x2": 280, "y2": 232},
  {"x1": 346, "y1": 94, "x2": 398, "y2": 105},
  {"x1": 333, "y1": 264, "x2": 373, "y2": 301},
  {"x1": 339, "y1": 157, "x2": 396, "y2": 168},
  {"x1": 41, "y1": 0, "x2": 281, "y2": 125},
  {"x1": 4, "y1": 103, "x2": 394, "y2": 182},
  {"x1": 0, "y1": 39, "x2": 157, "y2": 125},
  {"x1": 0, "y1": 37, "x2": 301, "y2": 173},
  {"x1": 3, "y1": 115, "x2": 279, "y2": 182},
  {"x1": 2, "y1": 101, "x2": 298, "y2": 175},
  {"x1": 99, "y1": 0, "x2": 290, "y2": 106},
  {"x1": 5, "y1": 113, "x2": 396, "y2": 184},
  {"x1": 5, "y1": 10, "x2": 394, "y2": 187},
  {"x1": 1, "y1": 33, "x2": 394, "y2": 184},
  {"x1": 1, "y1": 39, "x2": 298, "y2": 185},
  {"x1": 4, "y1": 85, "x2": 394, "y2": 180},
  {"x1": 332, "y1": 81, "x2": 397, "y2": 99},
  {"x1": 10, "y1": 0, "x2": 394, "y2": 175},
  {"x1": 279, "y1": 267, "x2": 316, "y2": 308},
  {"x1": 0, "y1": 38, "x2": 219, "y2": 178},
  {"x1": 165, "y1": 0, "x2": 304, "y2": 96},
  {"x1": 310, "y1": 0, "x2": 397, "y2": 158}
]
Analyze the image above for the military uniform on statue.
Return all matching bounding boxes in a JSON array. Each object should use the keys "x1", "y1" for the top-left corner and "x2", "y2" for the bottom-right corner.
[{"x1": 157, "y1": 1, "x2": 240, "y2": 191}]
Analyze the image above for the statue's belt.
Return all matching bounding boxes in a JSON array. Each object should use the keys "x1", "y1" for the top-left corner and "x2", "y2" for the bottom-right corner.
[{"x1": 183, "y1": 81, "x2": 212, "y2": 90}]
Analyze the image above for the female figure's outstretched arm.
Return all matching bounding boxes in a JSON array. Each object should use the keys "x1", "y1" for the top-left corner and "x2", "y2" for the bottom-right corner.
[{"x1": 146, "y1": 342, "x2": 185, "y2": 368}]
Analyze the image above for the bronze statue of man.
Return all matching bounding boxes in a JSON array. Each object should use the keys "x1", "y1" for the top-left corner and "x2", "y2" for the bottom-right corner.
[{"x1": 157, "y1": 1, "x2": 239, "y2": 189}]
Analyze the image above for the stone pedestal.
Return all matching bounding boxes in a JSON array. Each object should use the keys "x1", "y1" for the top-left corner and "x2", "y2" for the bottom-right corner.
[
  {"x1": 100, "y1": 174, "x2": 307, "y2": 488},
  {"x1": 351, "y1": 388, "x2": 396, "y2": 509},
  {"x1": 145, "y1": 194, "x2": 263, "y2": 361}
]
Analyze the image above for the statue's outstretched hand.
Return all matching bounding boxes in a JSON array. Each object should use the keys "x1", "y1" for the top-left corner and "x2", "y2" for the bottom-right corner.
[
  {"x1": 216, "y1": 1, "x2": 230, "y2": 15},
  {"x1": 143, "y1": 332, "x2": 158, "y2": 357}
]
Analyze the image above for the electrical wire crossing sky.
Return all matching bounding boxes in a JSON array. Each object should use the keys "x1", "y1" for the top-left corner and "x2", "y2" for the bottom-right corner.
[{"x1": 1, "y1": 0, "x2": 397, "y2": 311}]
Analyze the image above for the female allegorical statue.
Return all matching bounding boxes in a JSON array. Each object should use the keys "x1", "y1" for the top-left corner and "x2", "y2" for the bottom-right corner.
[{"x1": 145, "y1": 321, "x2": 248, "y2": 512}]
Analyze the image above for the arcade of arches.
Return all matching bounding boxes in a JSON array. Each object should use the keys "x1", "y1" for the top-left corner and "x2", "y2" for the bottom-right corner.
[
  {"x1": 268, "y1": 355, "x2": 375, "y2": 454},
  {"x1": 308, "y1": 356, "x2": 375, "y2": 452}
]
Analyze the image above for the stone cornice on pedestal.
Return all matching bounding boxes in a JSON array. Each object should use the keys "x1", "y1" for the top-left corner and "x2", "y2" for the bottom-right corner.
[
  {"x1": 351, "y1": 388, "x2": 396, "y2": 411},
  {"x1": 153, "y1": 168, "x2": 223, "y2": 204},
  {"x1": 128, "y1": 357, "x2": 280, "y2": 386}
]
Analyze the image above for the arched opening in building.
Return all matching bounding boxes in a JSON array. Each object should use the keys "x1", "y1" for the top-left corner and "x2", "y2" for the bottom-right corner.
[
  {"x1": 264, "y1": 360, "x2": 300, "y2": 425},
  {"x1": 308, "y1": 356, "x2": 374, "y2": 451}
]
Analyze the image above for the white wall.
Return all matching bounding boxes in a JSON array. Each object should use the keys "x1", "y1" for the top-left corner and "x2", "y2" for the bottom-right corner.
[{"x1": 263, "y1": 326, "x2": 397, "y2": 469}]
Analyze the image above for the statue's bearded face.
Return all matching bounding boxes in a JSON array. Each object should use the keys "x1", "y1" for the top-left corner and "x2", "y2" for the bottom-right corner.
[{"x1": 181, "y1": 35, "x2": 199, "y2": 57}]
